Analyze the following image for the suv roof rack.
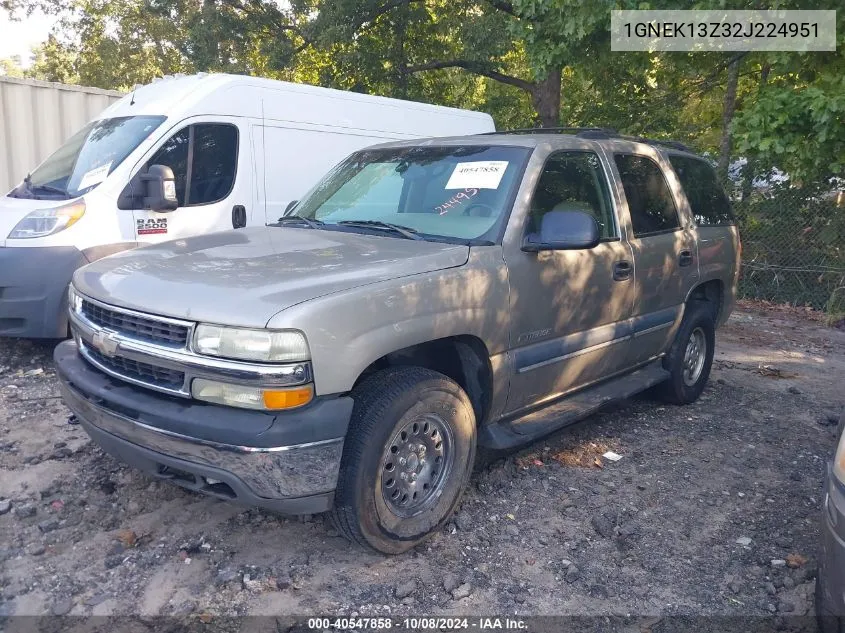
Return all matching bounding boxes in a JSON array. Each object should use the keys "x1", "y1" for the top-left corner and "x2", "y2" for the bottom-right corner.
[
  {"x1": 479, "y1": 127, "x2": 618, "y2": 138},
  {"x1": 482, "y1": 127, "x2": 694, "y2": 153},
  {"x1": 621, "y1": 136, "x2": 693, "y2": 152}
]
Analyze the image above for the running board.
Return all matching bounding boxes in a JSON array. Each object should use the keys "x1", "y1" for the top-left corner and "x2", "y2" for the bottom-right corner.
[{"x1": 479, "y1": 361, "x2": 670, "y2": 449}]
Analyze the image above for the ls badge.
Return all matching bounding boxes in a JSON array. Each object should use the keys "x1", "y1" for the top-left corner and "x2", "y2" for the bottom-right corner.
[{"x1": 92, "y1": 331, "x2": 120, "y2": 357}]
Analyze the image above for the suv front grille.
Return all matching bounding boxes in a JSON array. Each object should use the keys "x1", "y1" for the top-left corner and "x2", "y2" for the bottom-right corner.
[
  {"x1": 81, "y1": 299, "x2": 189, "y2": 347},
  {"x1": 83, "y1": 345, "x2": 186, "y2": 391}
]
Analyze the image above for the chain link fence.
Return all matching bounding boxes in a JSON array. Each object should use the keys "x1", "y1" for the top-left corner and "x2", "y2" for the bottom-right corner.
[{"x1": 725, "y1": 178, "x2": 845, "y2": 315}]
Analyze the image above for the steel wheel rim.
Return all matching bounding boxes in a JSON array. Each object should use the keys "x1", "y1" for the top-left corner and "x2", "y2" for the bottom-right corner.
[
  {"x1": 682, "y1": 327, "x2": 707, "y2": 387},
  {"x1": 380, "y1": 413, "x2": 454, "y2": 518}
]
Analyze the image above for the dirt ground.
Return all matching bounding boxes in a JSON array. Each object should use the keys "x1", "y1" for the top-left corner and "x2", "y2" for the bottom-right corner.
[{"x1": 1, "y1": 302, "x2": 843, "y2": 628}]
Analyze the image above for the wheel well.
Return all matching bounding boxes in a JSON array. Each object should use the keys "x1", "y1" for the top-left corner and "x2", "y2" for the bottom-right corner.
[
  {"x1": 352, "y1": 336, "x2": 493, "y2": 425},
  {"x1": 688, "y1": 280, "x2": 724, "y2": 322}
]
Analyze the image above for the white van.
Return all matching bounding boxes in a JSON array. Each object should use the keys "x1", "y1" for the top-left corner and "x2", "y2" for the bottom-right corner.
[{"x1": 0, "y1": 73, "x2": 494, "y2": 338}]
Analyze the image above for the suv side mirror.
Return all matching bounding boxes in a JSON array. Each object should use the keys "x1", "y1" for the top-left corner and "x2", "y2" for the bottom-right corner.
[
  {"x1": 141, "y1": 164, "x2": 178, "y2": 211},
  {"x1": 522, "y1": 210, "x2": 600, "y2": 252}
]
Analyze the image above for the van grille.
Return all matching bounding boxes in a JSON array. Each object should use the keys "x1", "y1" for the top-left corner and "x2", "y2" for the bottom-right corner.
[
  {"x1": 83, "y1": 345, "x2": 186, "y2": 391},
  {"x1": 81, "y1": 299, "x2": 189, "y2": 347}
]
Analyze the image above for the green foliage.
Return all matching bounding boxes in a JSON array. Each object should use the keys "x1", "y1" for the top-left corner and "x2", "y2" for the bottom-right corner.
[
  {"x1": 0, "y1": 55, "x2": 25, "y2": 77},
  {"x1": 734, "y1": 74, "x2": 845, "y2": 183}
]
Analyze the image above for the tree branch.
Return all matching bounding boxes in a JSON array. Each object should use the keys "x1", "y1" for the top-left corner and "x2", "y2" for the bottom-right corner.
[{"x1": 405, "y1": 60, "x2": 534, "y2": 92}]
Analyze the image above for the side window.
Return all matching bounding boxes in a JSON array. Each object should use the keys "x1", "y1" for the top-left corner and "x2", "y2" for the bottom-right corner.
[
  {"x1": 189, "y1": 124, "x2": 238, "y2": 205},
  {"x1": 529, "y1": 151, "x2": 616, "y2": 239},
  {"x1": 614, "y1": 154, "x2": 680, "y2": 237},
  {"x1": 668, "y1": 155, "x2": 735, "y2": 226},
  {"x1": 145, "y1": 123, "x2": 238, "y2": 207}
]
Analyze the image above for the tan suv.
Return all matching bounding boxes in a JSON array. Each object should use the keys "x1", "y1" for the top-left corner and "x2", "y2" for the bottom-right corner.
[{"x1": 55, "y1": 128, "x2": 741, "y2": 553}]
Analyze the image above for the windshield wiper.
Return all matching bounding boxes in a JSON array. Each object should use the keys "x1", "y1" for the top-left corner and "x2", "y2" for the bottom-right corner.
[
  {"x1": 22, "y1": 174, "x2": 70, "y2": 199},
  {"x1": 336, "y1": 220, "x2": 423, "y2": 240},
  {"x1": 273, "y1": 215, "x2": 325, "y2": 229}
]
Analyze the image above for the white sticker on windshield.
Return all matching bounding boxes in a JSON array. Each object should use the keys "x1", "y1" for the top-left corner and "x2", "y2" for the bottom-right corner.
[
  {"x1": 445, "y1": 161, "x2": 509, "y2": 190},
  {"x1": 77, "y1": 162, "x2": 112, "y2": 190}
]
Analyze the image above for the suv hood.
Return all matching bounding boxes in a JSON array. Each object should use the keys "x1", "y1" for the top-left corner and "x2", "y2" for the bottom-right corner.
[{"x1": 73, "y1": 226, "x2": 469, "y2": 328}]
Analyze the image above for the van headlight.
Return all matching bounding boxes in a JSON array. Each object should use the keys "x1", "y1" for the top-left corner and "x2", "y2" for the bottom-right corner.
[
  {"x1": 835, "y1": 421, "x2": 845, "y2": 485},
  {"x1": 8, "y1": 199, "x2": 86, "y2": 239},
  {"x1": 193, "y1": 325, "x2": 310, "y2": 363}
]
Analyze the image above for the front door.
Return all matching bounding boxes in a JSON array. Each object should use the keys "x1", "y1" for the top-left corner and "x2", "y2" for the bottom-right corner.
[
  {"x1": 504, "y1": 149, "x2": 635, "y2": 414},
  {"x1": 131, "y1": 118, "x2": 252, "y2": 243}
]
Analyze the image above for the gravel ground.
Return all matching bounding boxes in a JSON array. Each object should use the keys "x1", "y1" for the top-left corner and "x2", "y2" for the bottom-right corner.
[{"x1": 0, "y1": 302, "x2": 843, "y2": 628}]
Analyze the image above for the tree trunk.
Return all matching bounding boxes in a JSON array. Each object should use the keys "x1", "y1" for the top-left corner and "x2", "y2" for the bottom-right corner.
[
  {"x1": 392, "y1": 0, "x2": 409, "y2": 99},
  {"x1": 530, "y1": 70, "x2": 561, "y2": 128},
  {"x1": 718, "y1": 56, "x2": 741, "y2": 182},
  {"x1": 741, "y1": 61, "x2": 770, "y2": 201}
]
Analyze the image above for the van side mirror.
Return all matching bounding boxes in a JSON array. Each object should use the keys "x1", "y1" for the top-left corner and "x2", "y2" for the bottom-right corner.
[
  {"x1": 522, "y1": 210, "x2": 600, "y2": 252},
  {"x1": 141, "y1": 164, "x2": 178, "y2": 211}
]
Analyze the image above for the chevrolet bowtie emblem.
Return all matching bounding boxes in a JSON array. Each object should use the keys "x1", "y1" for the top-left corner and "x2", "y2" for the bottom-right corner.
[{"x1": 92, "y1": 331, "x2": 120, "y2": 357}]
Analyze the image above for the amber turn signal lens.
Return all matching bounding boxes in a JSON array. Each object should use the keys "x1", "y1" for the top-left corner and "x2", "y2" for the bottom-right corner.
[{"x1": 262, "y1": 385, "x2": 313, "y2": 410}]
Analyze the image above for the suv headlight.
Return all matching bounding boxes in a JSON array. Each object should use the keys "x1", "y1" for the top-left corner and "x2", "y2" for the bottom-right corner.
[
  {"x1": 193, "y1": 324, "x2": 310, "y2": 363},
  {"x1": 67, "y1": 284, "x2": 83, "y2": 313},
  {"x1": 835, "y1": 420, "x2": 845, "y2": 484},
  {"x1": 8, "y1": 199, "x2": 86, "y2": 239}
]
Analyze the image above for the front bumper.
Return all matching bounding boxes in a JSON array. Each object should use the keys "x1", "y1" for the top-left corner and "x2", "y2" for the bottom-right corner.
[
  {"x1": 55, "y1": 340, "x2": 354, "y2": 514},
  {"x1": 0, "y1": 246, "x2": 89, "y2": 338},
  {"x1": 818, "y1": 462, "x2": 845, "y2": 621}
]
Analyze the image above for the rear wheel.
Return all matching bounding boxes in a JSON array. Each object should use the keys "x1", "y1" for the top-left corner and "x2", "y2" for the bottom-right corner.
[
  {"x1": 659, "y1": 302, "x2": 716, "y2": 404},
  {"x1": 331, "y1": 367, "x2": 476, "y2": 554}
]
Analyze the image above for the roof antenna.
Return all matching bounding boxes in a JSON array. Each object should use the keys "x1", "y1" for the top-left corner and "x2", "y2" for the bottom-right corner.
[{"x1": 129, "y1": 89, "x2": 136, "y2": 106}]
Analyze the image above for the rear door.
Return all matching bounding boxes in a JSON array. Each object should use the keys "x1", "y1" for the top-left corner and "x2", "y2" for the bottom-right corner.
[
  {"x1": 608, "y1": 149, "x2": 699, "y2": 367},
  {"x1": 667, "y1": 154, "x2": 740, "y2": 323},
  {"x1": 130, "y1": 117, "x2": 253, "y2": 243}
]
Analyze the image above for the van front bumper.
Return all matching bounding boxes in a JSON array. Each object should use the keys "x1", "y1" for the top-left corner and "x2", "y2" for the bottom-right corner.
[
  {"x1": 54, "y1": 340, "x2": 353, "y2": 515},
  {"x1": 0, "y1": 246, "x2": 88, "y2": 338},
  {"x1": 818, "y1": 462, "x2": 845, "y2": 626}
]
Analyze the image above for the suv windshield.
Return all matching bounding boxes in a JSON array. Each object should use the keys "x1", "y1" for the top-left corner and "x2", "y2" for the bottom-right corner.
[
  {"x1": 10, "y1": 116, "x2": 166, "y2": 200},
  {"x1": 292, "y1": 145, "x2": 531, "y2": 243}
]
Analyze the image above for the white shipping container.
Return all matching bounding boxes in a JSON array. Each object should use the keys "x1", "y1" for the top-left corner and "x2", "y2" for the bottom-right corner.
[{"x1": 0, "y1": 76, "x2": 123, "y2": 194}]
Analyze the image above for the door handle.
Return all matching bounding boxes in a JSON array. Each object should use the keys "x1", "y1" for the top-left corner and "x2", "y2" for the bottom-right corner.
[
  {"x1": 679, "y1": 249, "x2": 693, "y2": 267},
  {"x1": 613, "y1": 260, "x2": 633, "y2": 281},
  {"x1": 232, "y1": 205, "x2": 246, "y2": 229}
]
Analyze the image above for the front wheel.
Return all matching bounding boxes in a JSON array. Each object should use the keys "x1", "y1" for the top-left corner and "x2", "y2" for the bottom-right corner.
[
  {"x1": 659, "y1": 302, "x2": 716, "y2": 405},
  {"x1": 331, "y1": 367, "x2": 476, "y2": 554}
]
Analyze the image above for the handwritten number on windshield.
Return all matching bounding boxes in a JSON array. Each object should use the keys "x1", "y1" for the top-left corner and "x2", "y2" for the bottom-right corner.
[{"x1": 435, "y1": 188, "x2": 479, "y2": 215}]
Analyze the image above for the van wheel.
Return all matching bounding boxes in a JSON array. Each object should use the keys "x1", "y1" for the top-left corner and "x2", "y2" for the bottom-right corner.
[
  {"x1": 330, "y1": 367, "x2": 476, "y2": 554},
  {"x1": 816, "y1": 580, "x2": 843, "y2": 633},
  {"x1": 659, "y1": 302, "x2": 715, "y2": 405}
]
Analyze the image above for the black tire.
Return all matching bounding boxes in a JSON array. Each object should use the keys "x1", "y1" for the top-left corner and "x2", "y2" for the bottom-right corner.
[
  {"x1": 659, "y1": 302, "x2": 716, "y2": 405},
  {"x1": 816, "y1": 580, "x2": 843, "y2": 633},
  {"x1": 330, "y1": 366, "x2": 477, "y2": 554}
]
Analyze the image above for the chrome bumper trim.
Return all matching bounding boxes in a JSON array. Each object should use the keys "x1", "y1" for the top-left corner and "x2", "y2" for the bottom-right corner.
[{"x1": 60, "y1": 379, "x2": 343, "y2": 499}]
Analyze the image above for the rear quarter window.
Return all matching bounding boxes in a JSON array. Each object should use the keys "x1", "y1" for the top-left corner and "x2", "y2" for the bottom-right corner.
[{"x1": 669, "y1": 155, "x2": 735, "y2": 226}]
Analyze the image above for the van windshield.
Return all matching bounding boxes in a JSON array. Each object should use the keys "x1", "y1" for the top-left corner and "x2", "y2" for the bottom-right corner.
[
  {"x1": 291, "y1": 145, "x2": 531, "y2": 244},
  {"x1": 10, "y1": 116, "x2": 166, "y2": 200}
]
